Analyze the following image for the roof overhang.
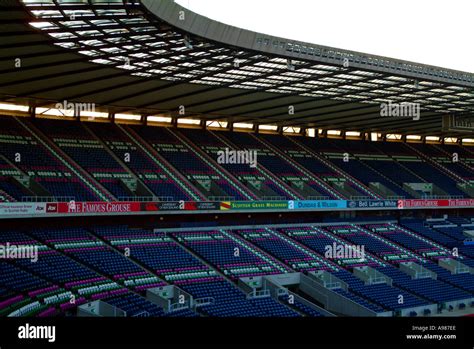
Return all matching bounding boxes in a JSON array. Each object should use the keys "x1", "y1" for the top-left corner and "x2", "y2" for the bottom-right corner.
[{"x1": 0, "y1": 0, "x2": 473, "y2": 136}]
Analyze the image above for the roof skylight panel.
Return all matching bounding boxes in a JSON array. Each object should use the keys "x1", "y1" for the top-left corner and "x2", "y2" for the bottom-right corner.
[
  {"x1": 100, "y1": 47, "x2": 125, "y2": 54},
  {"x1": 75, "y1": 29, "x2": 101, "y2": 36},
  {"x1": 335, "y1": 74, "x2": 364, "y2": 80},
  {"x1": 354, "y1": 82, "x2": 378, "y2": 88},
  {"x1": 240, "y1": 66, "x2": 274, "y2": 74},
  {"x1": 300, "y1": 93, "x2": 323, "y2": 98},
  {"x1": 282, "y1": 72, "x2": 312, "y2": 79},
  {"x1": 266, "y1": 75, "x2": 300, "y2": 82},
  {"x1": 117, "y1": 63, "x2": 137, "y2": 70},
  {"x1": 224, "y1": 70, "x2": 261, "y2": 78},
  {"x1": 345, "y1": 95, "x2": 367, "y2": 99},
  {"x1": 190, "y1": 80, "x2": 221, "y2": 86},
  {"x1": 200, "y1": 77, "x2": 235, "y2": 83},
  {"x1": 297, "y1": 68, "x2": 328, "y2": 75},
  {"x1": 54, "y1": 42, "x2": 76, "y2": 48},
  {"x1": 255, "y1": 62, "x2": 286, "y2": 69},
  {"x1": 188, "y1": 52, "x2": 212, "y2": 57},
  {"x1": 23, "y1": 0, "x2": 54, "y2": 5},
  {"x1": 89, "y1": 19, "x2": 116, "y2": 25},
  {"x1": 306, "y1": 81, "x2": 333, "y2": 87},
  {"x1": 201, "y1": 66, "x2": 222, "y2": 72},
  {"x1": 60, "y1": 20, "x2": 89, "y2": 28},
  {"x1": 172, "y1": 73, "x2": 196, "y2": 79},
  {"x1": 120, "y1": 18, "x2": 149, "y2": 25},
  {"x1": 63, "y1": 10, "x2": 94, "y2": 18},
  {"x1": 102, "y1": 28, "x2": 128, "y2": 34},
  {"x1": 29, "y1": 21, "x2": 57, "y2": 29},
  {"x1": 31, "y1": 10, "x2": 62, "y2": 18},
  {"x1": 78, "y1": 49, "x2": 100, "y2": 56},
  {"x1": 293, "y1": 83, "x2": 319, "y2": 90},
  {"x1": 132, "y1": 26, "x2": 157, "y2": 33},
  {"x1": 130, "y1": 53, "x2": 150, "y2": 59},
  {"x1": 147, "y1": 68, "x2": 168, "y2": 75},
  {"x1": 340, "y1": 85, "x2": 365, "y2": 91},
  {"x1": 319, "y1": 77, "x2": 346, "y2": 83},
  {"x1": 95, "y1": 9, "x2": 127, "y2": 16},
  {"x1": 265, "y1": 89, "x2": 291, "y2": 94},
  {"x1": 276, "y1": 86, "x2": 309, "y2": 93},
  {"x1": 131, "y1": 72, "x2": 153, "y2": 77},
  {"x1": 134, "y1": 62, "x2": 152, "y2": 68},
  {"x1": 313, "y1": 64, "x2": 338, "y2": 71},
  {"x1": 317, "y1": 90, "x2": 343, "y2": 96},
  {"x1": 91, "y1": 58, "x2": 113, "y2": 64},
  {"x1": 384, "y1": 86, "x2": 407, "y2": 92},
  {"x1": 79, "y1": 39, "x2": 104, "y2": 45},
  {"x1": 386, "y1": 76, "x2": 409, "y2": 82},
  {"x1": 427, "y1": 97, "x2": 450, "y2": 102},
  {"x1": 212, "y1": 73, "x2": 248, "y2": 80},
  {"x1": 48, "y1": 32, "x2": 77, "y2": 39}
]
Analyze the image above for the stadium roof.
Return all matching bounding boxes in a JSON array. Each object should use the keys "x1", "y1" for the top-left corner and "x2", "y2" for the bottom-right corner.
[{"x1": 1, "y1": 0, "x2": 473, "y2": 137}]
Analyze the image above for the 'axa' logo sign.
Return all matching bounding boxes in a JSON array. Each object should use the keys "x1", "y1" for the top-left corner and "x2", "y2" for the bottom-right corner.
[{"x1": 46, "y1": 203, "x2": 58, "y2": 212}]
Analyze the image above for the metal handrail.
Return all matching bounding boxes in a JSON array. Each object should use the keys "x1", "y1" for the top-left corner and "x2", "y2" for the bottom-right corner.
[
  {"x1": 307, "y1": 196, "x2": 330, "y2": 200},
  {"x1": 207, "y1": 196, "x2": 235, "y2": 201},
  {"x1": 117, "y1": 196, "x2": 174, "y2": 202},
  {"x1": 420, "y1": 194, "x2": 464, "y2": 200},
  {"x1": 21, "y1": 196, "x2": 75, "y2": 202},
  {"x1": 261, "y1": 196, "x2": 286, "y2": 201},
  {"x1": 350, "y1": 196, "x2": 371, "y2": 200}
]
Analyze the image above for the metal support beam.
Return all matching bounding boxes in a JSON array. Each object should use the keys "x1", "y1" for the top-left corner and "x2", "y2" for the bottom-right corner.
[
  {"x1": 28, "y1": 105, "x2": 36, "y2": 119},
  {"x1": 253, "y1": 123, "x2": 259, "y2": 134}
]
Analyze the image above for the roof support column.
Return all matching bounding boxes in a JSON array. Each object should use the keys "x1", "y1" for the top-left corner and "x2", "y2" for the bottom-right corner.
[
  {"x1": 171, "y1": 117, "x2": 178, "y2": 128},
  {"x1": 140, "y1": 114, "x2": 148, "y2": 126},
  {"x1": 253, "y1": 123, "x2": 259, "y2": 134},
  {"x1": 28, "y1": 104, "x2": 36, "y2": 119}
]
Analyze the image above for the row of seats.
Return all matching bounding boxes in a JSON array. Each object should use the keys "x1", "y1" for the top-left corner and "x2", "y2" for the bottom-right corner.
[
  {"x1": 1, "y1": 116, "x2": 473, "y2": 201},
  {"x1": 0, "y1": 217, "x2": 472, "y2": 317}
]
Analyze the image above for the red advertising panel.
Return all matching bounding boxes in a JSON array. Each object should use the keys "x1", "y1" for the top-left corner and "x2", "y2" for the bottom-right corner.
[
  {"x1": 401, "y1": 199, "x2": 474, "y2": 208},
  {"x1": 55, "y1": 202, "x2": 141, "y2": 214}
]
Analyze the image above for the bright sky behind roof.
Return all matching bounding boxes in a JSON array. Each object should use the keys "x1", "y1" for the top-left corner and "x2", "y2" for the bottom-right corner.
[{"x1": 176, "y1": 0, "x2": 474, "y2": 73}]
